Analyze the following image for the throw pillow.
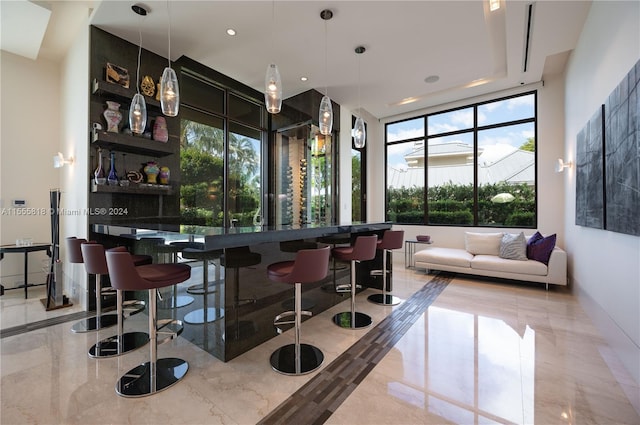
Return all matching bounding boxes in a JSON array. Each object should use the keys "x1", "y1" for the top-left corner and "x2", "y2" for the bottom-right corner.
[
  {"x1": 527, "y1": 233, "x2": 556, "y2": 265},
  {"x1": 499, "y1": 232, "x2": 527, "y2": 260},
  {"x1": 526, "y1": 231, "x2": 543, "y2": 258},
  {"x1": 464, "y1": 232, "x2": 503, "y2": 256}
]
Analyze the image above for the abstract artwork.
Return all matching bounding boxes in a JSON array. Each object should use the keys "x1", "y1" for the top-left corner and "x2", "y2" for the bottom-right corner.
[
  {"x1": 604, "y1": 59, "x2": 640, "y2": 236},
  {"x1": 575, "y1": 105, "x2": 604, "y2": 229}
]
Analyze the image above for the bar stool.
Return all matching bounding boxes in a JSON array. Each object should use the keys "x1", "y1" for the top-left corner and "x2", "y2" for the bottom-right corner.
[
  {"x1": 182, "y1": 246, "x2": 224, "y2": 324},
  {"x1": 319, "y1": 234, "x2": 350, "y2": 294},
  {"x1": 331, "y1": 235, "x2": 378, "y2": 329},
  {"x1": 268, "y1": 246, "x2": 330, "y2": 375},
  {"x1": 220, "y1": 246, "x2": 260, "y2": 340},
  {"x1": 368, "y1": 230, "x2": 405, "y2": 306},
  {"x1": 279, "y1": 239, "x2": 317, "y2": 313},
  {"x1": 81, "y1": 243, "x2": 150, "y2": 358},
  {"x1": 148, "y1": 239, "x2": 194, "y2": 309},
  {"x1": 67, "y1": 237, "x2": 119, "y2": 333},
  {"x1": 106, "y1": 249, "x2": 191, "y2": 397}
]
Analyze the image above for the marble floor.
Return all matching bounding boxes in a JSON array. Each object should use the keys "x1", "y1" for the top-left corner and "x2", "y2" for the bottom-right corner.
[{"x1": 1, "y1": 259, "x2": 639, "y2": 425}]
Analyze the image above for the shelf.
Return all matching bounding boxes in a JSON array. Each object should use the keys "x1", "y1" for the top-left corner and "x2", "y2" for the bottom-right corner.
[
  {"x1": 92, "y1": 79, "x2": 161, "y2": 109},
  {"x1": 92, "y1": 129, "x2": 174, "y2": 157},
  {"x1": 91, "y1": 181, "x2": 174, "y2": 195}
]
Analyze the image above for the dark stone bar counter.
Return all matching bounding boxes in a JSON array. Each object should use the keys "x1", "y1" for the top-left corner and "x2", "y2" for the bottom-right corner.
[{"x1": 90, "y1": 222, "x2": 391, "y2": 361}]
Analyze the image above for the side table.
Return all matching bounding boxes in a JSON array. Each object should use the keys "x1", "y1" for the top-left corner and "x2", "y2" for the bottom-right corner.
[
  {"x1": 404, "y1": 240, "x2": 433, "y2": 268},
  {"x1": 0, "y1": 243, "x2": 51, "y2": 298}
]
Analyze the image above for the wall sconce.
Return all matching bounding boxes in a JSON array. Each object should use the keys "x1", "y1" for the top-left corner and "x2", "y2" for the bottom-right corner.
[
  {"x1": 53, "y1": 152, "x2": 74, "y2": 168},
  {"x1": 555, "y1": 158, "x2": 572, "y2": 173}
]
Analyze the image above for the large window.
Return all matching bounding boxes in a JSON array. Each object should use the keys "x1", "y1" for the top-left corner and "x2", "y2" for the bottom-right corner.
[
  {"x1": 180, "y1": 71, "x2": 265, "y2": 227},
  {"x1": 386, "y1": 91, "x2": 536, "y2": 227}
]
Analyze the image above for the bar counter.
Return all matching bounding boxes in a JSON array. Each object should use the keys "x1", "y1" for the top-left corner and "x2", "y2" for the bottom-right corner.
[{"x1": 90, "y1": 222, "x2": 392, "y2": 361}]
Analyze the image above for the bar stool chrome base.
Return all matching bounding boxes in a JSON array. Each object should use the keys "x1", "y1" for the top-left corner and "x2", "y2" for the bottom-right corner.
[
  {"x1": 186, "y1": 280, "x2": 221, "y2": 295},
  {"x1": 332, "y1": 311, "x2": 372, "y2": 329},
  {"x1": 270, "y1": 343, "x2": 324, "y2": 375},
  {"x1": 71, "y1": 314, "x2": 118, "y2": 333},
  {"x1": 89, "y1": 332, "x2": 149, "y2": 358},
  {"x1": 158, "y1": 295, "x2": 193, "y2": 309},
  {"x1": 367, "y1": 293, "x2": 402, "y2": 306},
  {"x1": 184, "y1": 307, "x2": 224, "y2": 324},
  {"x1": 115, "y1": 358, "x2": 189, "y2": 398}
]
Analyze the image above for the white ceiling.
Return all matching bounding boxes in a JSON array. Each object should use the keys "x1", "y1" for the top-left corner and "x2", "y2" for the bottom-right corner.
[{"x1": 3, "y1": 0, "x2": 592, "y2": 120}]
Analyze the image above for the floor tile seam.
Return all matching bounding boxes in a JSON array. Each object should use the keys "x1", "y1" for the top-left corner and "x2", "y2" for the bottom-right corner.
[
  {"x1": 257, "y1": 273, "x2": 452, "y2": 425},
  {"x1": 0, "y1": 311, "x2": 93, "y2": 339}
]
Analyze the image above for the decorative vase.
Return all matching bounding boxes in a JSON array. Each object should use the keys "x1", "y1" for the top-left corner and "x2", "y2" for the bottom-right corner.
[
  {"x1": 143, "y1": 161, "x2": 160, "y2": 184},
  {"x1": 94, "y1": 148, "x2": 106, "y2": 185},
  {"x1": 158, "y1": 166, "x2": 170, "y2": 185},
  {"x1": 103, "y1": 101, "x2": 122, "y2": 133},
  {"x1": 107, "y1": 151, "x2": 118, "y2": 186},
  {"x1": 153, "y1": 116, "x2": 168, "y2": 142}
]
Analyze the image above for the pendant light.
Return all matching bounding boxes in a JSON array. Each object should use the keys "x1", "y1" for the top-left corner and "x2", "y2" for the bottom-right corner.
[
  {"x1": 265, "y1": 1, "x2": 282, "y2": 114},
  {"x1": 319, "y1": 9, "x2": 333, "y2": 136},
  {"x1": 353, "y1": 46, "x2": 366, "y2": 148},
  {"x1": 160, "y1": 0, "x2": 179, "y2": 116},
  {"x1": 129, "y1": 4, "x2": 147, "y2": 134}
]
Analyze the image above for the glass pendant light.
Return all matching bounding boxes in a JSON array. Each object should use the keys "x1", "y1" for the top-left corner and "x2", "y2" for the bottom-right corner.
[
  {"x1": 319, "y1": 9, "x2": 333, "y2": 136},
  {"x1": 160, "y1": 1, "x2": 179, "y2": 116},
  {"x1": 265, "y1": 63, "x2": 282, "y2": 113},
  {"x1": 265, "y1": 1, "x2": 282, "y2": 114},
  {"x1": 130, "y1": 5, "x2": 147, "y2": 134},
  {"x1": 353, "y1": 46, "x2": 366, "y2": 148}
]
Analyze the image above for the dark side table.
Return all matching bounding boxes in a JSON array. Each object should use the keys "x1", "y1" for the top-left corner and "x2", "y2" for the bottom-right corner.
[{"x1": 0, "y1": 243, "x2": 51, "y2": 299}]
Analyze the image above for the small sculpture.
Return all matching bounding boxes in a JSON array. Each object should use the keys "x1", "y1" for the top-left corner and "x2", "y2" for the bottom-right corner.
[
  {"x1": 153, "y1": 116, "x2": 168, "y2": 142},
  {"x1": 143, "y1": 161, "x2": 160, "y2": 184},
  {"x1": 103, "y1": 101, "x2": 122, "y2": 133},
  {"x1": 141, "y1": 75, "x2": 155, "y2": 97},
  {"x1": 159, "y1": 166, "x2": 170, "y2": 185}
]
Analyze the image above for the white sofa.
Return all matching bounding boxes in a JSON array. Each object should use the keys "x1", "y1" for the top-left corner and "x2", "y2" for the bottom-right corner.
[{"x1": 413, "y1": 232, "x2": 567, "y2": 289}]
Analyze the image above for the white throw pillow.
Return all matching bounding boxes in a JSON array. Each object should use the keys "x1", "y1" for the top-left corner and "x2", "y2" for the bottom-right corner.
[
  {"x1": 499, "y1": 232, "x2": 528, "y2": 261},
  {"x1": 464, "y1": 232, "x2": 503, "y2": 255}
]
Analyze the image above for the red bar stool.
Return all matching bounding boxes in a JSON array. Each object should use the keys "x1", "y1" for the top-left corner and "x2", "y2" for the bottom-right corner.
[
  {"x1": 331, "y1": 235, "x2": 378, "y2": 329},
  {"x1": 367, "y1": 230, "x2": 405, "y2": 306},
  {"x1": 267, "y1": 245, "x2": 330, "y2": 375},
  {"x1": 67, "y1": 237, "x2": 119, "y2": 333},
  {"x1": 81, "y1": 243, "x2": 150, "y2": 358},
  {"x1": 106, "y1": 249, "x2": 191, "y2": 397}
]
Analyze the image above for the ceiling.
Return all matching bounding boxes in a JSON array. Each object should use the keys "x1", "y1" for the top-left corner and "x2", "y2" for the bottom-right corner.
[{"x1": 2, "y1": 0, "x2": 592, "y2": 120}]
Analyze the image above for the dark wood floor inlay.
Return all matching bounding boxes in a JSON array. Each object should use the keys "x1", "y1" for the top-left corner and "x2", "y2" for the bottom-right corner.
[
  {"x1": 258, "y1": 272, "x2": 453, "y2": 425},
  {"x1": 0, "y1": 310, "x2": 93, "y2": 339}
]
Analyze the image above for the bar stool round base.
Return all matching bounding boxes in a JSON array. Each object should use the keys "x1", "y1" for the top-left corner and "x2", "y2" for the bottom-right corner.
[
  {"x1": 158, "y1": 295, "x2": 194, "y2": 310},
  {"x1": 88, "y1": 332, "x2": 149, "y2": 358},
  {"x1": 270, "y1": 343, "x2": 324, "y2": 375},
  {"x1": 70, "y1": 314, "x2": 118, "y2": 333},
  {"x1": 186, "y1": 280, "x2": 221, "y2": 295},
  {"x1": 367, "y1": 293, "x2": 403, "y2": 306},
  {"x1": 183, "y1": 308, "x2": 224, "y2": 324},
  {"x1": 332, "y1": 311, "x2": 373, "y2": 329},
  {"x1": 115, "y1": 357, "x2": 189, "y2": 398}
]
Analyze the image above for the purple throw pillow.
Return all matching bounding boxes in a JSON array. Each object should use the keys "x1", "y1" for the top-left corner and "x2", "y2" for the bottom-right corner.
[{"x1": 527, "y1": 233, "x2": 556, "y2": 265}]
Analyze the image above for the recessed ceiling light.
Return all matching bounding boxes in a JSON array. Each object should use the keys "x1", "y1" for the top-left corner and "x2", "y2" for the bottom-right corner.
[
  {"x1": 226, "y1": 28, "x2": 236, "y2": 36},
  {"x1": 424, "y1": 75, "x2": 439, "y2": 83},
  {"x1": 300, "y1": 76, "x2": 308, "y2": 82}
]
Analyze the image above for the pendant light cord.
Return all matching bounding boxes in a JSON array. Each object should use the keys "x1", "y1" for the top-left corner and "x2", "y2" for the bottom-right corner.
[
  {"x1": 167, "y1": 0, "x2": 172, "y2": 68},
  {"x1": 324, "y1": 18, "x2": 328, "y2": 96},
  {"x1": 136, "y1": 15, "x2": 142, "y2": 95}
]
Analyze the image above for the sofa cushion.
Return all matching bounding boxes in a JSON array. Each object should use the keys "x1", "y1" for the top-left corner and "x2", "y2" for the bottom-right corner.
[
  {"x1": 471, "y1": 255, "x2": 548, "y2": 276},
  {"x1": 499, "y1": 232, "x2": 527, "y2": 261},
  {"x1": 414, "y1": 247, "x2": 474, "y2": 268},
  {"x1": 527, "y1": 232, "x2": 556, "y2": 265},
  {"x1": 464, "y1": 232, "x2": 503, "y2": 256}
]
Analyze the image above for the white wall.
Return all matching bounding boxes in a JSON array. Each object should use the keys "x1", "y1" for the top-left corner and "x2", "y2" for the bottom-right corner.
[
  {"x1": 564, "y1": 0, "x2": 640, "y2": 385},
  {"x1": 371, "y1": 79, "x2": 566, "y2": 248},
  {"x1": 59, "y1": 23, "x2": 90, "y2": 308},
  {"x1": 0, "y1": 51, "x2": 61, "y2": 290}
]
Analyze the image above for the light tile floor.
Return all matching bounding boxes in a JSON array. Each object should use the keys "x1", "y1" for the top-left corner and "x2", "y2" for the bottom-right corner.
[{"x1": 1, "y1": 259, "x2": 639, "y2": 424}]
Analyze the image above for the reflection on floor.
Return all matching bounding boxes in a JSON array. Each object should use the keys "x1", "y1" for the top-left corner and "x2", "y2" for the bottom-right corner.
[{"x1": 1, "y1": 259, "x2": 639, "y2": 424}]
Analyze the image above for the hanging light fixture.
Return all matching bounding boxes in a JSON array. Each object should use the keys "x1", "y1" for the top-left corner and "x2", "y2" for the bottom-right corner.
[
  {"x1": 353, "y1": 46, "x2": 366, "y2": 148},
  {"x1": 265, "y1": 1, "x2": 282, "y2": 114},
  {"x1": 319, "y1": 9, "x2": 333, "y2": 136},
  {"x1": 129, "y1": 4, "x2": 147, "y2": 134},
  {"x1": 160, "y1": 0, "x2": 179, "y2": 116}
]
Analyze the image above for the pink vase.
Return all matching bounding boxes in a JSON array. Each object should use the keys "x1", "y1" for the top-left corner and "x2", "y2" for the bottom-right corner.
[
  {"x1": 153, "y1": 116, "x2": 168, "y2": 142},
  {"x1": 103, "y1": 101, "x2": 122, "y2": 133}
]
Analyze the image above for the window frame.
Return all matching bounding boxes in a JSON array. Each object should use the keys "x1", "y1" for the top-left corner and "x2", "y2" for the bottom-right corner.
[{"x1": 385, "y1": 90, "x2": 538, "y2": 228}]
